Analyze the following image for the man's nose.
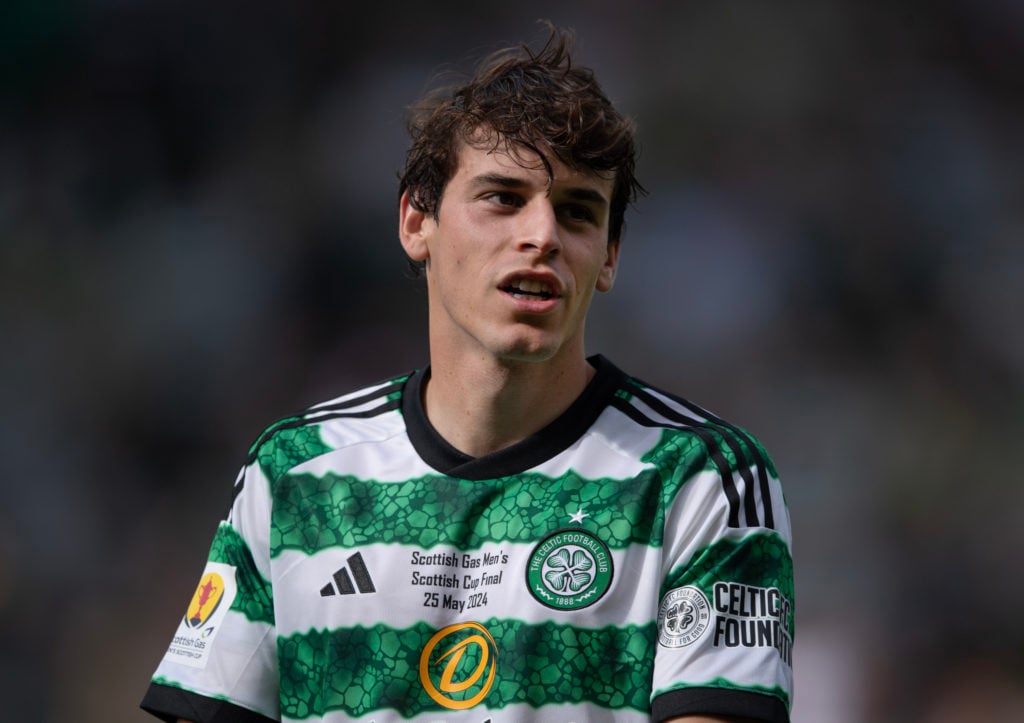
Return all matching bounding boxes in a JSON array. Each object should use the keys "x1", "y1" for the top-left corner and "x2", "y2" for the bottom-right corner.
[{"x1": 515, "y1": 202, "x2": 561, "y2": 257}]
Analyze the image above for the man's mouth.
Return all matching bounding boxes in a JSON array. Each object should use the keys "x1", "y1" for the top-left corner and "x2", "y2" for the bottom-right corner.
[{"x1": 501, "y1": 279, "x2": 557, "y2": 300}]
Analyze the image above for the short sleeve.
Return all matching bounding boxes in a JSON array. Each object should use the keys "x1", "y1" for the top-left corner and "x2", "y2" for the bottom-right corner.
[
  {"x1": 651, "y1": 431, "x2": 794, "y2": 723},
  {"x1": 141, "y1": 460, "x2": 280, "y2": 723}
]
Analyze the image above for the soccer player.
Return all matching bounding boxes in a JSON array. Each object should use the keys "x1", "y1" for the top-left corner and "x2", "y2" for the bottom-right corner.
[{"x1": 141, "y1": 27, "x2": 794, "y2": 723}]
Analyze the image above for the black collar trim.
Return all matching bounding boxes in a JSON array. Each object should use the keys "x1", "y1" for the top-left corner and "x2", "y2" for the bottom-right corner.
[{"x1": 401, "y1": 355, "x2": 626, "y2": 481}]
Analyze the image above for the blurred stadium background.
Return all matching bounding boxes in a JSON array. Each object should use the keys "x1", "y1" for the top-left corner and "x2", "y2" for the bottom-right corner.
[{"x1": 1, "y1": 1, "x2": 1022, "y2": 721}]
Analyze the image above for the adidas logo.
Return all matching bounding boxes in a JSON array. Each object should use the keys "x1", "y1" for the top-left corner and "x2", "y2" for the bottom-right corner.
[{"x1": 320, "y1": 552, "x2": 377, "y2": 597}]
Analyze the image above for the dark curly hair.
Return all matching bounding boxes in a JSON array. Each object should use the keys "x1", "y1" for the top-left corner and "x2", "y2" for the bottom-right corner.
[{"x1": 399, "y1": 26, "x2": 642, "y2": 250}]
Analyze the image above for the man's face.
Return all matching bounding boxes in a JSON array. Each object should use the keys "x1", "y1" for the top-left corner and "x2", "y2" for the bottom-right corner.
[{"x1": 400, "y1": 140, "x2": 620, "y2": 367}]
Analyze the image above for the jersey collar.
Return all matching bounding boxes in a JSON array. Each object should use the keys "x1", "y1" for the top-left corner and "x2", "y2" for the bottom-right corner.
[{"x1": 402, "y1": 355, "x2": 626, "y2": 481}]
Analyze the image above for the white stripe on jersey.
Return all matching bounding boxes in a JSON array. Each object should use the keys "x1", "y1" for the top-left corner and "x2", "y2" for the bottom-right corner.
[{"x1": 271, "y1": 540, "x2": 664, "y2": 636}]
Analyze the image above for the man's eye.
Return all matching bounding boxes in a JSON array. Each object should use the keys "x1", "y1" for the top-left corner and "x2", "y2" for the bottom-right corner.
[
  {"x1": 560, "y1": 204, "x2": 596, "y2": 223},
  {"x1": 486, "y1": 192, "x2": 521, "y2": 207}
]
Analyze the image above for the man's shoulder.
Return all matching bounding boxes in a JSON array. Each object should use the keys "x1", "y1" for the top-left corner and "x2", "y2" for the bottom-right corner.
[
  {"x1": 605, "y1": 362, "x2": 718, "y2": 435},
  {"x1": 300, "y1": 371, "x2": 414, "y2": 422},
  {"x1": 243, "y1": 370, "x2": 417, "y2": 479},
  {"x1": 607, "y1": 364, "x2": 775, "y2": 474},
  {"x1": 610, "y1": 366, "x2": 784, "y2": 531}
]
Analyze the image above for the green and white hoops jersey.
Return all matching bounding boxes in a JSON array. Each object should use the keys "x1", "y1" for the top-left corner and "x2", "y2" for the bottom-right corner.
[{"x1": 142, "y1": 356, "x2": 794, "y2": 723}]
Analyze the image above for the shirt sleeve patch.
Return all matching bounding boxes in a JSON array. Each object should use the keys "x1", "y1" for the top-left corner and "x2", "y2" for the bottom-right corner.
[{"x1": 161, "y1": 561, "x2": 238, "y2": 669}]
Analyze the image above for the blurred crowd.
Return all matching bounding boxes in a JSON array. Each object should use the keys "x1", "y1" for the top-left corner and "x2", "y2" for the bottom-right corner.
[{"x1": 1, "y1": 1, "x2": 1021, "y2": 721}]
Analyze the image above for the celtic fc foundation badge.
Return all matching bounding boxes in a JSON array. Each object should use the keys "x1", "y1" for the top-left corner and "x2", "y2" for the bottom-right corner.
[
  {"x1": 526, "y1": 529, "x2": 613, "y2": 610},
  {"x1": 657, "y1": 586, "x2": 711, "y2": 648}
]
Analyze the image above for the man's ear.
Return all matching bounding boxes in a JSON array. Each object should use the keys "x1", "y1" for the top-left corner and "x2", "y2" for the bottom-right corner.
[
  {"x1": 596, "y1": 239, "x2": 621, "y2": 293},
  {"x1": 399, "y1": 190, "x2": 433, "y2": 263}
]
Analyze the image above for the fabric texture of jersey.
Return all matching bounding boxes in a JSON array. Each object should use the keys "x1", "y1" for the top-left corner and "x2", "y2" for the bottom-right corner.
[{"x1": 141, "y1": 355, "x2": 794, "y2": 723}]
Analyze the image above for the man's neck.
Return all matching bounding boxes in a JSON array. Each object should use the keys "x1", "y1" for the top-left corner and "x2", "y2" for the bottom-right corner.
[{"x1": 422, "y1": 352, "x2": 595, "y2": 459}]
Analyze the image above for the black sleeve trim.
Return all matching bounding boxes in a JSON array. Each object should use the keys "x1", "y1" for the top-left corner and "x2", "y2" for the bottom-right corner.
[
  {"x1": 140, "y1": 682, "x2": 277, "y2": 723},
  {"x1": 652, "y1": 686, "x2": 789, "y2": 723}
]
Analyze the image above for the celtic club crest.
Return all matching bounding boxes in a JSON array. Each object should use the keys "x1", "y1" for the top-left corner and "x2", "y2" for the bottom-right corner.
[{"x1": 526, "y1": 530, "x2": 613, "y2": 610}]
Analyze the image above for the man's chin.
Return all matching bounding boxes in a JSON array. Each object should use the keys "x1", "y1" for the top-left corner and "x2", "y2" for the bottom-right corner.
[
  {"x1": 477, "y1": 322, "x2": 584, "y2": 366},
  {"x1": 490, "y1": 336, "x2": 569, "y2": 365}
]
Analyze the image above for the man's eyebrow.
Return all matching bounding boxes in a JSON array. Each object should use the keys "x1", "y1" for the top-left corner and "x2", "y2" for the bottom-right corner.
[
  {"x1": 563, "y1": 187, "x2": 609, "y2": 207},
  {"x1": 469, "y1": 173, "x2": 528, "y2": 189}
]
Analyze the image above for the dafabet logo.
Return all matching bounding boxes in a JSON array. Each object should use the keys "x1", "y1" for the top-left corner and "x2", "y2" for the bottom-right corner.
[{"x1": 418, "y1": 622, "x2": 497, "y2": 710}]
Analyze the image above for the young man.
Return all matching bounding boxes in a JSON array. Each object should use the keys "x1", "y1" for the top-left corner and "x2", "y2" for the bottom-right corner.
[{"x1": 141, "y1": 29, "x2": 794, "y2": 723}]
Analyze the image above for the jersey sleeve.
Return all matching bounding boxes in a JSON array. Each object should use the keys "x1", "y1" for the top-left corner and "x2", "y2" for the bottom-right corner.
[
  {"x1": 650, "y1": 428, "x2": 794, "y2": 723},
  {"x1": 141, "y1": 457, "x2": 279, "y2": 723}
]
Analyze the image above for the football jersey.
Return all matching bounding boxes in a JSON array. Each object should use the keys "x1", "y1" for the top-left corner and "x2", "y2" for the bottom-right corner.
[{"x1": 141, "y1": 355, "x2": 794, "y2": 723}]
